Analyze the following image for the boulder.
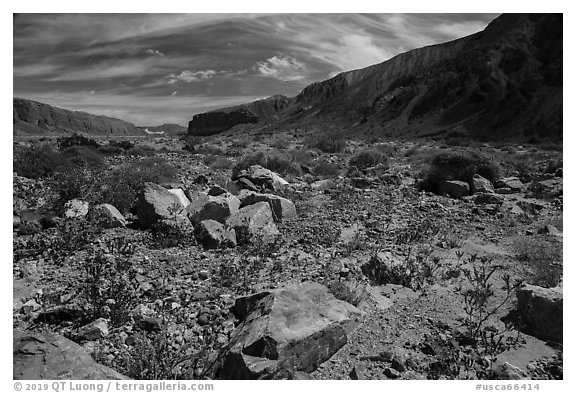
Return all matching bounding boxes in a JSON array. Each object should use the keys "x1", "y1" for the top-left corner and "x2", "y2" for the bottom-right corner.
[
  {"x1": 495, "y1": 177, "x2": 525, "y2": 192},
  {"x1": 493, "y1": 362, "x2": 529, "y2": 380},
  {"x1": 226, "y1": 202, "x2": 279, "y2": 244},
  {"x1": 168, "y1": 188, "x2": 191, "y2": 208},
  {"x1": 438, "y1": 180, "x2": 470, "y2": 198},
  {"x1": 474, "y1": 193, "x2": 504, "y2": 205},
  {"x1": 529, "y1": 178, "x2": 563, "y2": 199},
  {"x1": 194, "y1": 219, "x2": 237, "y2": 249},
  {"x1": 235, "y1": 165, "x2": 289, "y2": 191},
  {"x1": 77, "y1": 318, "x2": 109, "y2": 341},
  {"x1": 64, "y1": 199, "x2": 89, "y2": 219},
  {"x1": 136, "y1": 182, "x2": 187, "y2": 228},
  {"x1": 13, "y1": 329, "x2": 128, "y2": 379},
  {"x1": 239, "y1": 191, "x2": 297, "y2": 222},
  {"x1": 516, "y1": 284, "x2": 562, "y2": 343},
  {"x1": 472, "y1": 174, "x2": 494, "y2": 194},
  {"x1": 187, "y1": 191, "x2": 240, "y2": 226},
  {"x1": 217, "y1": 282, "x2": 362, "y2": 379},
  {"x1": 89, "y1": 204, "x2": 127, "y2": 228}
]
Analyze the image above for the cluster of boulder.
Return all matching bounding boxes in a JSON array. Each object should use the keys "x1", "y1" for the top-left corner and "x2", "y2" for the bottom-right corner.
[{"x1": 135, "y1": 165, "x2": 296, "y2": 248}]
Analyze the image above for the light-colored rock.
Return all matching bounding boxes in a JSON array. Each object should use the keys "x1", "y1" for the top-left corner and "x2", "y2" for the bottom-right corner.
[
  {"x1": 187, "y1": 191, "x2": 240, "y2": 226},
  {"x1": 529, "y1": 178, "x2": 563, "y2": 199},
  {"x1": 89, "y1": 204, "x2": 127, "y2": 228},
  {"x1": 13, "y1": 329, "x2": 128, "y2": 379},
  {"x1": 472, "y1": 174, "x2": 494, "y2": 194},
  {"x1": 516, "y1": 284, "x2": 562, "y2": 342},
  {"x1": 226, "y1": 202, "x2": 279, "y2": 244},
  {"x1": 493, "y1": 362, "x2": 529, "y2": 380},
  {"x1": 438, "y1": 180, "x2": 470, "y2": 198},
  {"x1": 217, "y1": 282, "x2": 362, "y2": 379},
  {"x1": 136, "y1": 182, "x2": 187, "y2": 228},
  {"x1": 64, "y1": 199, "x2": 89, "y2": 219},
  {"x1": 194, "y1": 219, "x2": 237, "y2": 249},
  {"x1": 77, "y1": 318, "x2": 109, "y2": 341},
  {"x1": 239, "y1": 191, "x2": 297, "y2": 222},
  {"x1": 168, "y1": 188, "x2": 191, "y2": 208}
]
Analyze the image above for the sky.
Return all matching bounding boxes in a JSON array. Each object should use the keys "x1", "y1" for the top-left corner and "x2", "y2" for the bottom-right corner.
[{"x1": 13, "y1": 13, "x2": 499, "y2": 126}]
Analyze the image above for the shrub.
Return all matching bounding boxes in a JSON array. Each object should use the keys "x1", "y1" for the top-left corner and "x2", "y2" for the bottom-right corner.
[
  {"x1": 97, "y1": 157, "x2": 178, "y2": 213},
  {"x1": 58, "y1": 133, "x2": 100, "y2": 150},
  {"x1": 230, "y1": 138, "x2": 251, "y2": 149},
  {"x1": 52, "y1": 165, "x2": 103, "y2": 204},
  {"x1": 287, "y1": 148, "x2": 315, "y2": 165},
  {"x1": 126, "y1": 146, "x2": 153, "y2": 157},
  {"x1": 14, "y1": 143, "x2": 66, "y2": 179},
  {"x1": 418, "y1": 149, "x2": 501, "y2": 194},
  {"x1": 304, "y1": 132, "x2": 347, "y2": 153},
  {"x1": 232, "y1": 151, "x2": 301, "y2": 177},
  {"x1": 514, "y1": 236, "x2": 562, "y2": 288},
  {"x1": 204, "y1": 155, "x2": 233, "y2": 169},
  {"x1": 195, "y1": 143, "x2": 226, "y2": 156},
  {"x1": 109, "y1": 140, "x2": 135, "y2": 151},
  {"x1": 61, "y1": 145, "x2": 106, "y2": 169},
  {"x1": 97, "y1": 145, "x2": 124, "y2": 156},
  {"x1": 271, "y1": 136, "x2": 291, "y2": 149},
  {"x1": 312, "y1": 159, "x2": 341, "y2": 178},
  {"x1": 349, "y1": 149, "x2": 389, "y2": 170}
]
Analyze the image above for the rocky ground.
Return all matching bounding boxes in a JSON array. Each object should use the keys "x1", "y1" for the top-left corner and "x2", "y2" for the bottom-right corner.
[{"x1": 12, "y1": 132, "x2": 563, "y2": 380}]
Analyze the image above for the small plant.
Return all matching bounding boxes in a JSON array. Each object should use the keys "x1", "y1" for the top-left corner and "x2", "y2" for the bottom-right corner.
[
  {"x1": 458, "y1": 254, "x2": 522, "y2": 340},
  {"x1": 304, "y1": 131, "x2": 347, "y2": 153},
  {"x1": 14, "y1": 143, "x2": 66, "y2": 179},
  {"x1": 58, "y1": 133, "x2": 100, "y2": 150},
  {"x1": 349, "y1": 149, "x2": 389, "y2": 170},
  {"x1": 312, "y1": 159, "x2": 341, "y2": 178},
  {"x1": 82, "y1": 238, "x2": 139, "y2": 326}
]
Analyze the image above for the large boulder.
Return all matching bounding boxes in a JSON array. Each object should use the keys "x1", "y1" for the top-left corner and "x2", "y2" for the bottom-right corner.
[
  {"x1": 194, "y1": 219, "x2": 237, "y2": 249},
  {"x1": 495, "y1": 177, "x2": 525, "y2": 193},
  {"x1": 187, "y1": 191, "x2": 240, "y2": 226},
  {"x1": 13, "y1": 329, "x2": 128, "y2": 379},
  {"x1": 226, "y1": 202, "x2": 279, "y2": 244},
  {"x1": 239, "y1": 191, "x2": 297, "y2": 222},
  {"x1": 472, "y1": 174, "x2": 494, "y2": 194},
  {"x1": 89, "y1": 204, "x2": 127, "y2": 228},
  {"x1": 438, "y1": 180, "x2": 470, "y2": 198},
  {"x1": 64, "y1": 199, "x2": 89, "y2": 219},
  {"x1": 216, "y1": 282, "x2": 362, "y2": 379},
  {"x1": 168, "y1": 188, "x2": 191, "y2": 208},
  {"x1": 516, "y1": 284, "x2": 562, "y2": 343},
  {"x1": 235, "y1": 165, "x2": 289, "y2": 191},
  {"x1": 136, "y1": 182, "x2": 187, "y2": 228}
]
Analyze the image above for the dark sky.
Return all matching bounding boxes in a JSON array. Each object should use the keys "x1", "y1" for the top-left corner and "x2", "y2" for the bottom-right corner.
[{"x1": 13, "y1": 13, "x2": 499, "y2": 126}]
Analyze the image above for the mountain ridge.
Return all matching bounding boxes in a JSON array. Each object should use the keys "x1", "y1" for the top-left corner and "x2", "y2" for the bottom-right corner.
[{"x1": 187, "y1": 13, "x2": 562, "y2": 142}]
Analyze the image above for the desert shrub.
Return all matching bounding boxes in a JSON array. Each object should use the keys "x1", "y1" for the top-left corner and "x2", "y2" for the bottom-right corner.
[
  {"x1": 13, "y1": 143, "x2": 66, "y2": 179},
  {"x1": 203, "y1": 155, "x2": 232, "y2": 169},
  {"x1": 61, "y1": 145, "x2": 106, "y2": 169},
  {"x1": 349, "y1": 149, "x2": 389, "y2": 170},
  {"x1": 287, "y1": 148, "x2": 315, "y2": 165},
  {"x1": 544, "y1": 159, "x2": 562, "y2": 174},
  {"x1": 312, "y1": 159, "x2": 341, "y2": 178},
  {"x1": 97, "y1": 145, "x2": 124, "y2": 156},
  {"x1": 514, "y1": 236, "x2": 562, "y2": 287},
  {"x1": 232, "y1": 151, "x2": 301, "y2": 177},
  {"x1": 304, "y1": 131, "x2": 347, "y2": 153},
  {"x1": 418, "y1": 149, "x2": 501, "y2": 193},
  {"x1": 83, "y1": 239, "x2": 139, "y2": 326},
  {"x1": 109, "y1": 140, "x2": 135, "y2": 150},
  {"x1": 58, "y1": 133, "x2": 99, "y2": 150},
  {"x1": 97, "y1": 157, "x2": 178, "y2": 213},
  {"x1": 52, "y1": 165, "x2": 103, "y2": 204},
  {"x1": 126, "y1": 146, "x2": 153, "y2": 157},
  {"x1": 230, "y1": 138, "x2": 251, "y2": 149},
  {"x1": 271, "y1": 136, "x2": 291, "y2": 149},
  {"x1": 195, "y1": 143, "x2": 226, "y2": 156}
]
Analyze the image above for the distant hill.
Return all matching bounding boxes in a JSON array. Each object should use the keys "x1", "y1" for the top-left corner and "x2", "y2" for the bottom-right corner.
[
  {"x1": 187, "y1": 14, "x2": 562, "y2": 142},
  {"x1": 13, "y1": 98, "x2": 146, "y2": 136},
  {"x1": 138, "y1": 123, "x2": 187, "y2": 136}
]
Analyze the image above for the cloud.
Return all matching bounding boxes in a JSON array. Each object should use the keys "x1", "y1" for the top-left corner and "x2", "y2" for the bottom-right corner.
[
  {"x1": 145, "y1": 48, "x2": 164, "y2": 56},
  {"x1": 171, "y1": 91, "x2": 178, "y2": 96},
  {"x1": 166, "y1": 70, "x2": 218, "y2": 84},
  {"x1": 256, "y1": 55, "x2": 306, "y2": 82}
]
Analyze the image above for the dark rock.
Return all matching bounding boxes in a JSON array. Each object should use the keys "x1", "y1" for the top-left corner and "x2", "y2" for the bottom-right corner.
[
  {"x1": 438, "y1": 180, "x2": 470, "y2": 198},
  {"x1": 384, "y1": 367, "x2": 401, "y2": 379},
  {"x1": 495, "y1": 177, "x2": 525, "y2": 192},
  {"x1": 350, "y1": 364, "x2": 368, "y2": 380},
  {"x1": 13, "y1": 329, "x2": 128, "y2": 379},
  {"x1": 77, "y1": 318, "x2": 109, "y2": 341},
  {"x1": 474, "y1": 192, "x2": 504, "y2": 205},
  {"x1": 239, "y1": 191, "x2": 297, "y2": 222},
  {"x1": 194, "y1": 219, "x2": 237, "y2": 249},
  {"x1": 472, "y1": 174, "x2": 495, "y2": 194},
  {"x1": 235, "y1": 165, "x2": 289, "y2": 191},
  {"x1": 197, "y1": 314, "x2": 210, "y2": 326},
  {"x1": 216, "y1": 282, "x2": 362, "y2": 379}
]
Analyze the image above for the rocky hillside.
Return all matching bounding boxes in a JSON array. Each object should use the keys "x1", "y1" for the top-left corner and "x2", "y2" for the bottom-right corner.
[
  {"x1": 188, "y1": 95, "x2": 292, "y2": 136},
  {"x1": 13, "y1": 98, "x2": 146, "y2": 136},
  {"x1": 187, "y1": 14, "x2": 562, "y2": 142}
]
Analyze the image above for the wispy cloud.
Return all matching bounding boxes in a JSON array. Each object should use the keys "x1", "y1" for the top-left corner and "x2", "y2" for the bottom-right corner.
[
  {"x1": 145, "y1": 48, "x2": 165, "y2": 56},
  {"x1": 256, "y1": 55, "x2": 307, "y2": 82},
  {"x1": 166, "y1": 69, "x2": 218, "y2": 84}
]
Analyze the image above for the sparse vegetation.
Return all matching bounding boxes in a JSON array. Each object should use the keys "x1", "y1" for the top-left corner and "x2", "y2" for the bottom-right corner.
[{"x1": 349, "y1": 149, "x2": 389, "y2": 170}]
